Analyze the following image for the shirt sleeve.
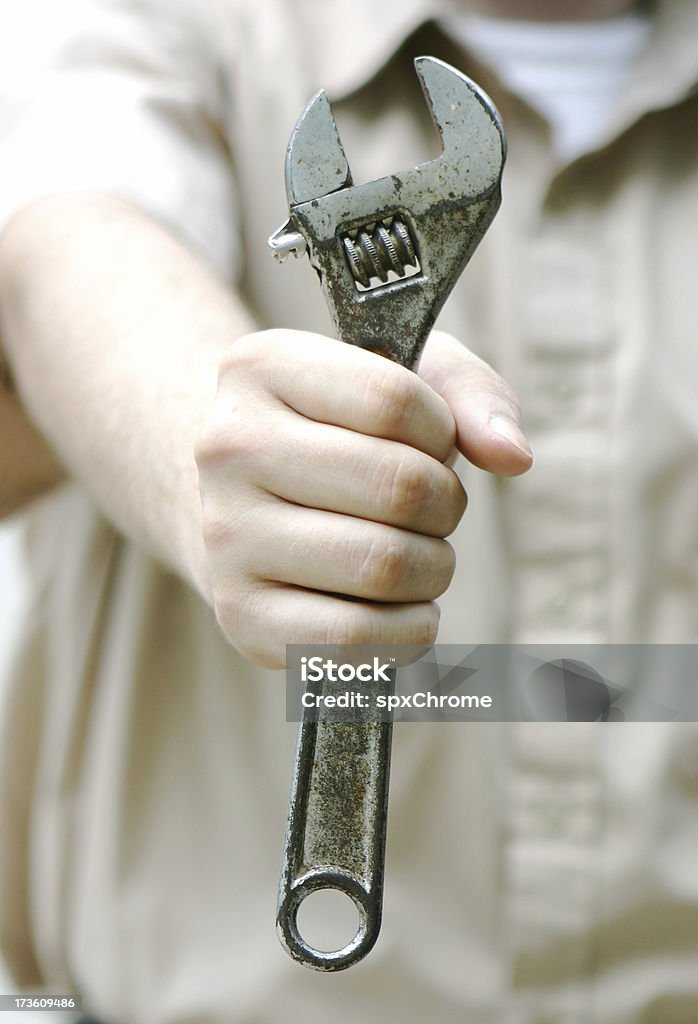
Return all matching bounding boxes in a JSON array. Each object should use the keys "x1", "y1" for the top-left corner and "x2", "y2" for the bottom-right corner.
[{"x1": 0, "y1": 0, "x2": 239, "y2": 280}]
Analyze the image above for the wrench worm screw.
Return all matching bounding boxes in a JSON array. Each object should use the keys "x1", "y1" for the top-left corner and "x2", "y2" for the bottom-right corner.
[{"x1": 342, "y1": 217, "x2": 420, "y2": 289}]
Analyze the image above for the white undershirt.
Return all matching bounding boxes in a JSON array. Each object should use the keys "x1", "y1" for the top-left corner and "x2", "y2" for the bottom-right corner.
[{"x1": 444, "y1": 12, "x2": 651, "y2": 160}]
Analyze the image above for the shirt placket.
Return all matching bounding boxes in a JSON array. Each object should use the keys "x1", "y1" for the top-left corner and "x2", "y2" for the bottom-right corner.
[
  {"x1": 507, "y1": 170, "x2": 616, "y2": 645},
  {"x1": 502, "y1": 722, "x2": 604, "y2": 1024},
  {"x1": 500, "y1": 164, "x2": 613, "y2": 1022}
]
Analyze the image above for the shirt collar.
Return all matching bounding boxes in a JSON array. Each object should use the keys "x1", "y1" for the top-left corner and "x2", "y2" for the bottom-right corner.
[
  {"x1": 312, "y1": 0, "x2": 698, "y2": 131},
  {"x1": 309, "y1": 0, "x2": 436, "y2": 99},
  {"x1": 606, "y1": 0, "x2": 698, "y2": 136}
]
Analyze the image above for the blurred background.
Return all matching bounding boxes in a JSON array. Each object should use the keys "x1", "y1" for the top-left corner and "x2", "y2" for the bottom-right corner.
[
  {"x1": 0, "y1": 525, "x2": 63, "y2": 1024},
  {"x1": 0, "y1": 520, "x2": 28, "y2": 679}
]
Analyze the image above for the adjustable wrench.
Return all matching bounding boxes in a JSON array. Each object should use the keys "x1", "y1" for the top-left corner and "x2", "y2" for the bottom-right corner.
[{"x1": 269, "y1": 56, "x2": 505, "y2": 971}]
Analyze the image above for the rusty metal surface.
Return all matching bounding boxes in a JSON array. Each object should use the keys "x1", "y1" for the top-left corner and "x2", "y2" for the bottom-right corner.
[
  {"x1": 270, "y1": 56, "x2": 506, "y2": 367},
  {"x1": 270, "y1": 56, "x2": 506, "y2": 971},
  {"x1": 276, "y1": 678, "x2": 393, "y2": 971}
]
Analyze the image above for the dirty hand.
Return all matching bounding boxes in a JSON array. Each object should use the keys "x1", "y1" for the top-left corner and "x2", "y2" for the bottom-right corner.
[{"x1": 195, "y1": 328, "x2": 532, "y2": 667}]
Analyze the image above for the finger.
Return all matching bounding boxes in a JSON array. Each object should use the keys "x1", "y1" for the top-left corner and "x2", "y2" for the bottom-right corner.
[
  {"x1": 241, "y1": 408, "x2": 467, "y2": 538},
  {"x1": 419, "y1": 330, "x2": 533, "y2": 476},
  {"x1": 217, "y1": 582, "x2": 442, "y2": 669},
  {"x1": 227, "y1": 330, "x2": 457, "y2": 462},
  {"x1": 238, "y1": 500, "x2": 456, "y2": 604}
]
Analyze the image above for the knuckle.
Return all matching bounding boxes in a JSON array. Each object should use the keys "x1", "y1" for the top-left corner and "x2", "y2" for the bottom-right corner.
[
  {"x1": 323, "y1": 600, "x2": 441, "y2": 648},
  {"x1": 415, "y1": 604, "x2": 440, "y2": 647},
  {"x1": 217, "y1": 336, "x2": 258, "y2": 381},
  {"x1": 213, "y1": 582, "x2": 284, "y2": 667},
  {"x1": 481, "y1": 366, "x2": 522, "y2": 417},
  {"x1": 218, "y1": 330, "x2": 277, "y2": 378},
  {"x1": 498, "y1": 379, "x2": 522, "y2": 417},
  {"x1": 195, "y1": 419, "x2": 230, "y2": 467},
  {"x1": 200, "y1": 504, "x2": 232, "y2": 551},
  {"x1": 364, "y1": 365, "x2": 419, "y2": 436},
  {"x1": 211, "y1": 581, "x2": 246, "y2": 646},
  {"x1": 434, "y1": 541, "x2": 457, "y2": 595},
  {"x1": 195, "y1": 414, "x2": 259, "y2": 470},
  {"x1": 382, "y1": 453, "x2": 431, "y2": 520},
  {"x1": 465, "y1": 357, "x2": 521, "y2": 414},
  {"x1": 355, "y1": 532, "x2": 408, "y2": 597},
  {"x1": 324, "y1": 606, "x2": 374, "y2": 648},
  {"x1": 237, "y1": 639, "x2": 285, "y2": 669},
  {"x1": 440, "y1": 472, "x2": 468, "y2": 534}
]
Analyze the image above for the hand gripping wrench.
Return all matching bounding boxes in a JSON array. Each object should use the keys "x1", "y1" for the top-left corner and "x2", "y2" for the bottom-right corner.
[{"x1": 269, "y1": 56, "x2": 506, "y2": 971}]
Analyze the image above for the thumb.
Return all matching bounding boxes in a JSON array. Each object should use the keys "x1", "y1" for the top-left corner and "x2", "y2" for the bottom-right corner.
[{"x1": 419, "y1": 330, "x2": 533, "y2": 477}]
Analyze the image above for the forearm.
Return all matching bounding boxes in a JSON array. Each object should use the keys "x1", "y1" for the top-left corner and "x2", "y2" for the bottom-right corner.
[{"x1": 0, "y1": 194, "x2": 255, "y2": 596}]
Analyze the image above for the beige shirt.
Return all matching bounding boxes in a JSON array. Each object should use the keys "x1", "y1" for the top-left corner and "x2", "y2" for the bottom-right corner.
[{"x1": 1, "y1": 1, "x2": 698, "y2": 1021}]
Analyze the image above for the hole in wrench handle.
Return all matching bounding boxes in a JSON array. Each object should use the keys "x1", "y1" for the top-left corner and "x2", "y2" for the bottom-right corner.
[{"x1": 277, "y1": 867, "x2": 380, "y2": 971}]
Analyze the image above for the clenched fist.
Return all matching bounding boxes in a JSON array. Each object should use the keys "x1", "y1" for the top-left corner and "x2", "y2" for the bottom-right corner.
[{"x1": 196, "y1": 328, "x2": 531, "y2": 667}]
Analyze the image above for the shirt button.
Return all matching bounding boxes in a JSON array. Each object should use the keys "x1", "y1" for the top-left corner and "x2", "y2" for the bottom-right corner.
[
  {"x1": 545, "y1": 590, "x2": 570, "y2": 621},
  {"x1": 543, "y1": 804, "x2": 567, "y2": 834},
  {"x1": 541, "y1": 372, "x2": 578, "y2": 417},
  {"x1": 547, "y1": 374, "x2": 574, "y2": 401}
]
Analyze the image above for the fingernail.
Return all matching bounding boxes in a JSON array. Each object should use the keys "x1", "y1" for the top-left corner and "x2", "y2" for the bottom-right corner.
[{"x1": 489, "y1": 415, "x2": 533, "y2": 460}]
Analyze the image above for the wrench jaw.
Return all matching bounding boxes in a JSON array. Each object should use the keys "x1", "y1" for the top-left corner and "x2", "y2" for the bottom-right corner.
[
  {"x1": 414, "y1": 55, "x2": 507, "y2": 193},
  {"x1": 269, "y1": 90, "x2": 353, "y2": 264},
  {"x1": 284, "y1": 90, "x2": 352, "y2": 205}
]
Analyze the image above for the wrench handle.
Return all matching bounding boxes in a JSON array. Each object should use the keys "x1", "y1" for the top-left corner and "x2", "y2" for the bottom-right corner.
[{"x1": 277, "y1": 672, "x2": 394, "y2": 970}]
